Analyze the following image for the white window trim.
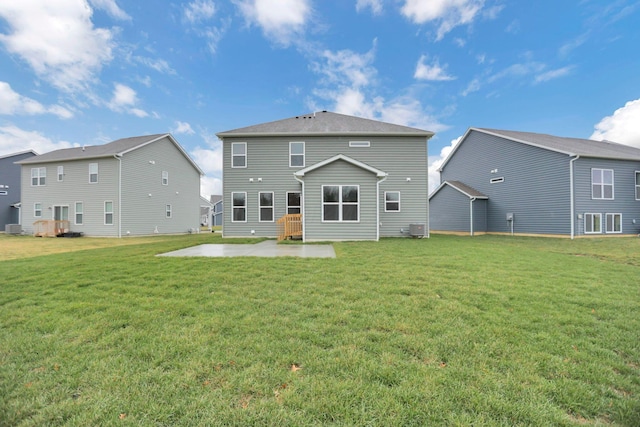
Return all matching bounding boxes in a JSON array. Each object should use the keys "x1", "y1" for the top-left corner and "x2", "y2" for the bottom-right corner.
[
  {"x1": 231, "y1": 192, "x2": 247, "y2": 223},
  {"x1": 286, "y1": 191, "x2": 301, "y2": 215},
  {"x1": 605, "y1": 213, "x2": 622, "y2": 234},
  {"x1": 349, "y1": 141, "x2": 370, "y2": 148},
  {"x1": 75, "y1": 201, "x2": 83, "y2": 225},
  {"x1": 104, "y1": 201, "x2": 114, "y2": 225},
  {"x1": 31, "y1": 167, "x2": 46, "y2": 186},
  {"x1": 584, "y1": 213, "x2": 602, "y2": 234},
  {"x1": 57, "y1": 166, "x2": 64, "y2": 182},
  {"x1": 34, "y1": 203, "x2": 42, "y2": 218},
  {"x1": 166, "y1": 204, "x2": 172, "y2": 218},
  {"x1": 635, "y1": 171, "x2": 640, "y2": 201},
  {"x1": 384, "y1": 191, "x2": 401, "y2": 212},
  {"x1": 89, "y1": 163, "x2": 99, "y2": 184},
  {"x1": 258, "y1": 191, "x2": 274, "y2": 222},
  {"x1": 162, "y1": 171, "x2": 169, "y2": 186},
  {"x1": 289, "y1": 141, "x2": 305, "y2": 168},
  {"x1": 591, "y1": 168, "x2": 614, "y2": 200},
  {"x1": 231, "y1": 142, "x2": 247, "y2": 168},
  {"x1": 322, "y1": 185, "x2": 360, "y2": 223}
]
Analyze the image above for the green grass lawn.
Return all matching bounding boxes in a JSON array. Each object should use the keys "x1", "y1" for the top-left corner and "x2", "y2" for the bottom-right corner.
[{"x1": 1, "y1": 234, "x2": 638, "y2": 426}]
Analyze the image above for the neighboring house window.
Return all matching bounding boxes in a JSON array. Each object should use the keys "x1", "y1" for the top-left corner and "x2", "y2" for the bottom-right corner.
[
  {"x1": 34, "y1": 203, "x2": 42, "y2": 218},
  {"x1": 166, "y1": 204, "x2": 172, "y2": 218},
  {"x1": 162, "y1": 171, "x2": 169, "y2": 186},
  {"x1": 287, "y1": 191, "x2": 301, "y2": 214},
  {"x1": 232, "y1": 192, "x2": 247, "y2": 222},
  {"x1": 290, "y1": 142, "x2": 305, "y2": 167},
  {"x1": 635, "y1": 171, "x2": 640, "y2": 200},
  {"x1": 322, "y1": 185, "x2": 359, "y2": 222},
  {"x1": 104, "y1": 201, "x2": 114, "y2": 225},
  {"x1": 605, "y1": 213, "x2": 622, "y2": 233},
  {"x1": 89, "y1": 163, "x2": 99, "y2": 183},
  {"x1": 232, "y1": 143, "x2": 246, "y2": 168},
  {"x1": 591, "y1": 168, "x2": 613, "y2": 199},
  {"x1": 57, "y1": 166, "x2": 64, "y2": 182},
  {"x1": 259, "y1": 192, "x2": 274, "y2": 222},
  {"x1": 349, "y1": 141, "x2": 370, "y2": 148},
  {"x1": 75, "y1": 202, "x2": 83, "y2": 225},
  {"x1": 385, "y1": 191, "x2": 400, "y2": 212},
  {"x1": 31, "y1": 167, "x2": 46, "y2": 186},
  {"x1": 584, "y1": 213, "x2": 602, "y2": 234}
]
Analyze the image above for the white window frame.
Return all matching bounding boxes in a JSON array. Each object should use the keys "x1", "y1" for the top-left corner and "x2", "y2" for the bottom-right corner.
[
  {"x1": 89, "y1": 163, "x2": 99, "y2": 183},
  {"x1": 231, "y1": 192, "x2": 247, "y2": 222},
  {"x1": 384, "y1": 191, "x2": 401, "y2": 212},
  {"x1": 104, "y1": 201, "x2": 114, "y2": 225},
  {"x1": 31, "y1": 167, "x2": 46, "y2": 186},
  {"x1": 286, "y1": 191, "x2": 301, "y2": 214},
  {"x1": 34, "y1": 203, "x2": 42, "y2": 218},
  {"x1": 289, "y1": 142, "x2": 305, "y2": 168},
  {"x1": 258, "y1": 192, "x2": 274, "y2": 222},
  {"x1": 584, "y1": 213, "x2": 602, "y2": 234},
  {"x1": 166, "y1": 204, "x2": 172, "y2": 218},
  {"x1": 349, "y1": 141, "x2": 370, "y2": 148},
  {"x1": 75, "y1": 202, "x2": 83, "y2": 225},
  {"x1": 57, "y1": 166, "x2": 64, "y2": 182},
  {"x1": 162, "y1": 171, "x2": 169, "y2": 186},
  {"x1": 591, "y1": 168, "x2": 614, "y2": 200},
  {"x1": 322, "y1": 185, "x2": 360, "y2": 223},
  {"x1": 605, "y1": 213, "x2": 622, "y2": 234},
  {"x1": 635, "y1": 171, "x2": 640, "y2": 200},
  {"x1": 231, "y1": 142, "x2": 247, "y2": 168}
]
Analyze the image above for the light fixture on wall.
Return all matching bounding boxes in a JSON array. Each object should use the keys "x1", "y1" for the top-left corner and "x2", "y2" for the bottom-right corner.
[
  {"x1": 258, "y1": 178, "x2": 262, "y2": 182},
  {"x1": 149, "y1": 160, "x2": 155, "y2": 164},
  {"x1": 249, "y1": 178, "x2": 254, "y2": 182},
  {"x1": 406, "y1": 177, "x2": 411, "y2": 182}
]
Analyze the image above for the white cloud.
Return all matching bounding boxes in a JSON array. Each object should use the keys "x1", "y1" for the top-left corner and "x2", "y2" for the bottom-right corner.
[
  {"x1": 0, "y1": 125, "x2": 74, "y2": 156},
  {"x1": 88, "y1": 0, "x2": 130, "y2": 20},
  {"x1": 0, "y1": 81, "x2": 73, "y2": 118},
  {"x1": 591, "y1": 99, "x2": 640, "y2": 148},
  {"x1": 234, "y1": 0, "x2": 311, "y2": 46},
  {"x1": 461, "y1": 78, "x2": 480, "y2": 96},
  {"x1": 428, "y1": 136, "x2": 462, "y2": 194},
  {"x1": 312, "y1": 44, "x2": 377, "y2": 88},
  {"x1": 107, "y1": 83, "x2": 148, "y2": 117},
  {"x1": 414, "y1": 55, "x2": 456, "y2": 81},
  {"x1": 0, "y1": 0, "x2": 114, "y2": 92},
  {"x1": 133, "y1": 56, "x2": 176, "y2": 75},
  {"x1": 534, "y1": 66, "x2": 573, "y2": 84},
  {"x1": 356, "y1": 0, "x2": 383, "y2": 15},
  {"x1": 173, "y1": 121, "x2": 195, "y2": 135},
  {"x1": 183, "y1": 0, "x2": 216, "y2": 23},
  {"x1": 401, "y1": 0, "x2": 485, "y2": 40},
  {"x1": 190, "y1": 132, "x2": 223, "y2": 197}
]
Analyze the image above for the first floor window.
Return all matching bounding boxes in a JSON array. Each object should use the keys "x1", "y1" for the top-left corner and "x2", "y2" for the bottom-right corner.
[
  {"x1": 385, "y1": 191, "x2": 400, "y2": 212},
  {"x1": 162, "y1": 171, "x2": 169, "y2": 185},
  {"x1": 34, "y1": 203, "x2": 42, "y2": 218},
  {"x1": 75, "y1": 202, "x2": 83, "y2": 225},
  {"x1": 287, "y1": 191, "x2": 301, "y2": 214},
  {"x1": 104, "y1": 201, "x2": 113, "y2": 225},
  {"x1": 57, "y1": 166, "x2": 64, "y2": 182},
  {"x1": 322, "y1": 185, "x2": 359, "y2": 222},
  {"x1": 232, "y1": 142, "x2": 246, "y2": 168},
  {"x1": 31, "y1": 167, "x2": 46, "y2": 186},
  {"x1": 635, "y1": 171, "x2": 640, "y2": 200},
  {"x1": 166, "y1": 204, "x2": 172, "y2": 218},
  {"x1": 232, "y1": 192, "x2": 246, "y2": 222},
  {"x1": 584, "y1": 213, "x2": 602, "y2": 234},
  {"x1": 605, "y1": 213, "x2": 621, "y2": 233},
  {"x1": 259, "y1": 192, "x2": 274, "y2": 222},
  {"x1": 89, "y1": 163, "x2": 99, "y2": 183},
  {"x1": 591, "y1": 168, "x2": 613, "y2": 199}
]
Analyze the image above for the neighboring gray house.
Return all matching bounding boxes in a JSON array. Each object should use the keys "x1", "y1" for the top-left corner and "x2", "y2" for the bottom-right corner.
[
  {"x1": 210, "y1": 195, "x2": 223, "y2": 226},
  {"x1": 216, "y1": 111, "x2": 434, "y2": 241},
  {"x1": 17, "y1": 134, "x2": 204, "y2": 237},
  {"x1": 200, "y1": 196, "x2": 214, "y2": 227},
  {"x1": 0, "y1": 150, "x2": 37, "y2": 231},
  {"x1": 430, "y1": 128, "x2": 640, "y2": 237}
]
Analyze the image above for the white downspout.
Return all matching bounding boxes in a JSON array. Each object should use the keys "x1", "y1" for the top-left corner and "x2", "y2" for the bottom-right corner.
[
  {"x1": 569, "y1": 155, "x2": 579, "y2": 240},
  {"x1": 470, "y1": 197, "x2": 476, "y2": 236},
  {"x1": 114, "y1": 154, "x2": 122, "y2": 238},
  {"x1": 293, "y1": 174, "x2": 305, "y2": 241},
  {"x1": 376, "y1": 174, "x2": 388, "y2": 241}
]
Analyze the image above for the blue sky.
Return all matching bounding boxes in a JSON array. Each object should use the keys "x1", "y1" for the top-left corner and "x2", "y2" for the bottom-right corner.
[{"x1": 1, "y1": 0, "x2": 639, "y2": 196}]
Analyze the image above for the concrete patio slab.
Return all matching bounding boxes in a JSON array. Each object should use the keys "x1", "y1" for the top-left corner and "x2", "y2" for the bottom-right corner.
[{"x1": 157, "y1": 240, "x2": 336, "y2": 258}]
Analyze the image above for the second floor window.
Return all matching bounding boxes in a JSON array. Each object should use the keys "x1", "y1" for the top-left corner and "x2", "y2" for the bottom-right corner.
[
  {"x1": 636, "y1": 171, "x2": 640, "y2": 200},
  {"x1": 31, "y1": 167, "x2": 46, "y2": 186},
  {"x1": 162, "y1": 171, "x2": 169, "y2": 185},
  {"x1": 232, "y1": 143, "x2": 246, "y2": 168},
  {"x1": 290, "y1": 142, "x2": 305, "y2": 167},
  {"x1": 89, "y1": 163, "x2": 99, "y2": 183},
  {"x1": 592, "y1": 168, "x2": 613, "y2": 199},
  {"x1": 57, "y1": 166, "x2": 64, "y2": 182}
]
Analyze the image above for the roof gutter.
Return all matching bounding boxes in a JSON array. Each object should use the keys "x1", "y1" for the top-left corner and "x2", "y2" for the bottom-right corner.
[
  {"x1": 293, "y1": 174, "x2": 306, "y2": 242},
  {"x1": 470, "y1": 197, "x2": 476, "y2": 236},
  {"x1": 114, "y1": 154, "x2": 122, "y2": 238},
  {"x1": 570, "y1": 155, "x2": 579, "y2": 239},
  {"x1": 376, "y1": 174, "x2": 389, "y2": 241}
]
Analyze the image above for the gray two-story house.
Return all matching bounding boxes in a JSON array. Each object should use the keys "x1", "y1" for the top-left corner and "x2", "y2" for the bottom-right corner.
[
  {"x1": 217, "y1": 111, "x2": 434, "y2": 241},
  {"x1": 430, "y1": 128, "x2": 640, "y2": 237},
  {"x1": 17, "y1": 134, "x2": 204, "y2": 237},
  {"x1": 0, "y1": 150, "x2": 37, "y2": 232}
]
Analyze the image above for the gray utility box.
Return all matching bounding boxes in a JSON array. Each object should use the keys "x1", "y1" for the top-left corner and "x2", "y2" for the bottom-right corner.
[
  {"x1": 409, "y1": 223, "x2": 426, "y2": 237},
  {"x1": 5, "y1": 224, "x2": 21, "y2": 234}
]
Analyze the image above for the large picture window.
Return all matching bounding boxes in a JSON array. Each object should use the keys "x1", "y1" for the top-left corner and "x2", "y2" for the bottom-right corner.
[
  {"x1": 89, "y1": 163, "x2": 99, "y2": 183},
  {"x1": 232, "y1": 192, "x2": 246, "y2": 222},
  {"x1": 31, "y1": 167, "x2": 46, "y2": 186},
  {"x1": 287, "y1": 191, "x2": 301, "y2": 214},
  {"x1": 385, "y1": 191, "x2": 400, "y2": 212},
  {"x1": 584, "y1": 213, "x2": 602, "y2": 234},
  {"x1": 259, "y1": 192, "x2": 274, "y2": 222},
  {"x1": 591, "y1": 168, "x2": 613, "y2": 199},
  {"x1": 322, "y1": 185, "x2": 359, "y2": 222},
  {"x1": 605, "y1": 213, "x2": 621, "y2": 233},
  {"x1": 232, "y1": 143, "x2": 246, "y2": 168},
  {"x1": 290, "y1": 142, "x2": 305, "y2": 167},
  {"x1": 104, "y1": 201, "x2": 114, "y2": 225}
]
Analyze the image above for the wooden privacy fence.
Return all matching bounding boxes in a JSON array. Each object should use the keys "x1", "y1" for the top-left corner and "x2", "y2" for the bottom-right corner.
[
  {"x1": 33, "y1": 220, "x2": 70, "y2": 237},
  {"x1": 276, "y1": 214, "x2": 302, "y2": 241}
]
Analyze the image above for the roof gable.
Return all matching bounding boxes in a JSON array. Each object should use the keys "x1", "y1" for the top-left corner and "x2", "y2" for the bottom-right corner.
[
  {"x1": 294, "y1": 154, "x2": 387, "y2": 178},
  {"x1": 217, "y1": 111, "x2": 434, "y2": 138},
  {"x1": 430, "y1": 180, "x2": 488, "y2": 200},
  {"x1": 0, "y1": 149, "x2": 38, "y2": 161}
]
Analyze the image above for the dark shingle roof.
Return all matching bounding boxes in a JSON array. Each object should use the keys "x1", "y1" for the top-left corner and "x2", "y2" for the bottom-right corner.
[
  {"x1": 478, "y1": 128, "x2": 640, "y2": 161},
  {"x1": 216, "y1": 111, "x2": 434, "y2": 138},
  {"x1": 445, "y1": 180, "x2": 488, "y2": 198}
]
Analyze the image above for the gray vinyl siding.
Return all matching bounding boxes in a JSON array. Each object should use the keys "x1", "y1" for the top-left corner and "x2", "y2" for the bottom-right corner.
[
  {"x1": 1, "y1": 152, "x2": 35, "y2": 228},
  {"x1": 222, "y1": 136, "x2": 429, "y2": 239},
  {"x1": 573, "y1": 157, "x2": 640, "y2": 236},
  {"x1": 440, "y1": 130, "x2": 571, "y2": 235},
  {"x1": 473, "y1": 199, "x2": 488, "y2": 233},
  {"x1": 120, "y1": 137, "x2": 201, "y2": 236},
  {"x1": 429, "y1": 185, "x2": 471, "y2": 232}
]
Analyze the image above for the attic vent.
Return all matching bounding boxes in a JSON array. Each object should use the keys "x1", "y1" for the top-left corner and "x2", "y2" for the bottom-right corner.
[{"x1": 490, "y1": 177, "x2": 504, "y2": 184}]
